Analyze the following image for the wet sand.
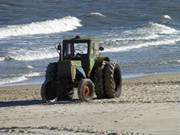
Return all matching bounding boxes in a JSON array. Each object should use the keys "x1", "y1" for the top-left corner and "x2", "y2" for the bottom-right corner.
[{"x1": 0, "y1": 73, "x2": 180, "y2": 135}]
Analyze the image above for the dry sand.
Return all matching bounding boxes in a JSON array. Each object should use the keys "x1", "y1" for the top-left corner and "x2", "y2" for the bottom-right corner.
[{"x1": 0, "y1": 73, "x2": 180, "y2": 135}]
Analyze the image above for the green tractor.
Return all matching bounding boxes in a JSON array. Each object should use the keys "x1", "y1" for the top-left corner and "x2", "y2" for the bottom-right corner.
[{"x1": 41, "y1": 36, "x2": 122, "y2": 102}]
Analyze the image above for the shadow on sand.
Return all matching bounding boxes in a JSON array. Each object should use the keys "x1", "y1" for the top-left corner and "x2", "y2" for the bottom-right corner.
[
  {"x1": 0, "y1": 100, "x2": 43, "y2": 108},
  {"x1": 0, "y1": 99, "x2": 81, "y2": 108}
]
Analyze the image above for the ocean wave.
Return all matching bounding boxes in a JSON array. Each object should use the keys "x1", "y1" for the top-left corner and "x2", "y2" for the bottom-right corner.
[
  {"x1": 103, "y1": 22, "x2": 179, "y2": 52},
  {"x1": 142, "y1": 22, "x2": 176, "y2": 34},
  {"x1": 89, "y1": 12, "x2": 106, "y2": 17},
  {"x1": 123, "y1": 22, "x2": 176, "y2": 35},
  {"x1": 0, "y1": 16, "x2": 82, "y2": 39},
  {"x1": 25, "y1": 72, "x2": 42, "y2": 78},
  {"x1": 174, "y1": 60, "x2": 180, "y2": 64},
  {"x1": 106, "y1": 34, "x2": 159, "y2": 42},
  {"x1": 105, "y1": 23, "x2": 177, "y2": 43},
  {"x1": 161, "y1": 15, "x2": 172, "y2": 20},
  {"x1": 165, "y1": 60, "x2": 180, "y2": 65},
  {"x1": 103, "y1": 38, "x2": 180, "y2": 52},
  {"x1": 0, "y1": 56, "x2": 14, "y2": 62},
  {"x1": 27, "y1": 65, "x2": 34, "y2": 69},
  {"x1": 0, "y1": 72, "x2": 42, "y2": 85},
  {"x1": 5, "y1": 47, "x2": 58, "y2": 61},
  {"x1": 0, "y1": 57, "x2": 5, "y2": 62}
]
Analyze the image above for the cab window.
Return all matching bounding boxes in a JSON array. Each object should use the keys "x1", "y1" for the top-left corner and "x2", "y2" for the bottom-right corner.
[
  {"x1": 74, "y1": 43, "x2": 88, "y2": 56},
  {"x1": 63, "y1": 43, "x2": 73, "y2": 58}
]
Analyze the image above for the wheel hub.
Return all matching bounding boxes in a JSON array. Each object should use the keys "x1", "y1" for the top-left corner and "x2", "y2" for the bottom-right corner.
[{"x1": 84, "y1": 85, "x2": 91, "y2": 96}]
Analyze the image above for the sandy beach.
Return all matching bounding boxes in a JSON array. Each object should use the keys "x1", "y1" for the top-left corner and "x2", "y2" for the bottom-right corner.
[{"x1": 0, "y1": 73, "x2": 180, "y2": 135}]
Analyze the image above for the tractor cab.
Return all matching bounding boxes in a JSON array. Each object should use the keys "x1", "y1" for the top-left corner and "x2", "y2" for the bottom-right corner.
[
  {"x1": 58, "y1": 36, "x2": 103, "y2": 61},
  {"x1": 63, "y1": 39, "x2": 88, "y2": 60},
  {"x1": 57, "y1": 36, "x2": 104, "y2": 76}
]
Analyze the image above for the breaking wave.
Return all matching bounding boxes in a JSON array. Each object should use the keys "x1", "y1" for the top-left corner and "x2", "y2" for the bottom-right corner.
[
  {"x1": 0, "y1": 16, "x2": 82, "y2": 39},
  {"x1": 89, "y1": 12, "x2": 106, "y2": 17},
  {"x1": 0, "y1": 72, "x2": 42, "y2": 86},
  {"x1": 0, "y1": 57, "x2": 5, "y2": 62},
  {"x1": 161, "y1": 15, "x2": 172, "y2": 20},
  {"x1": 175, "y1": 60, "x2": 180, "y2": 64},
  {"x1": 143, "y1": 22, "x2": 176, "y2": 34},
  {"x1": 27, "y1": 65, "x2": 34, "y2": 69},
  {"x1": 126, "y1": 22, "x2": 177, "y2": 35},
  {"x1": 103, "y1": 22, "x2": 179, "y2": 52},
  {"x1": 104, "y1": 38, "x2": 179, "y2": 52},
  {"x1": 5, "y1": 47, "x2": 58, "y2": 61},
  {"x1": 106, "y1": 34, "x2": 159, "y2": 42},
  {"x1": 166, "y1": 60, "x2": 180, "y2": 65}
]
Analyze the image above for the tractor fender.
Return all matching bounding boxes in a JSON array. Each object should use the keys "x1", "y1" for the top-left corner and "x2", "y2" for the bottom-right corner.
[
  {"x1": 95, "y1": 57, "x2": 110, "y2": 67},
  {"x1": 90, "y1": 56, "x2": 110, "y2": 82}
]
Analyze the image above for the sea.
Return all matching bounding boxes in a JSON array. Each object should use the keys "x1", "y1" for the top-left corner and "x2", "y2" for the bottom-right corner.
[{"x1": 0, "y1": 0, "x2": 180, "y2": 86}]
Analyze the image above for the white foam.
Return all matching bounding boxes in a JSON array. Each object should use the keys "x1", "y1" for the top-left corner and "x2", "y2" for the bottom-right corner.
[
  {"x1": 105, "y1": 23, "x2": 177, "y2": 44},
  {"x1": 90, "y1": 12, "x2": 106, "y2": 17},
  {"x1": 176, "y1": 60, "x2": 180, "y2": 63},
  {"x1": 142, "y1": 22, "x2": 176, "y2": 34},
  {"x1": 124, "y1": 22, "x2": 176, "y2": 36},
  {"x1": 103, "y1": 22, "x2": 179, "y2": 53},
  {"x1": 8, "y1": 47, "x2": 58, "y2": 61},
  {"x1": 106, "y1": 34, "x2": 159, "y2": 42},
  {"x1": 0, "y1": 57, "x2": 5, "y2": 62},
  {"x1": 161, "y1": 15, "x2": 172, "y2": 20},
  {"x1": 0, "y1": 16, "x2": 82, "y2": 39},
  {"x1": 0, "y1": 72, "x2": 41, "y2": 85},
  {"x1": 104, "y1": 38, "x2": 180, "y2": 53},
  {"x1": 25, "y1": 72, "x2": 41, "y2": 78},
  {"x1": 27, "y1": 65, "x2": 34, "y2": 69}
]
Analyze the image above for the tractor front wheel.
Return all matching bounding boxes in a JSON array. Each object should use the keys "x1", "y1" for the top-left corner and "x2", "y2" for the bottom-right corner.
[
  {"x1": 41, "y1": 62, "x2": 57, "y2": 102},
  {"x1": 41, "y1": 80, "x2": 57, "y2": 102},
  {"x1": 78, "y1": 79, "x2": 95, "y2": 102}
]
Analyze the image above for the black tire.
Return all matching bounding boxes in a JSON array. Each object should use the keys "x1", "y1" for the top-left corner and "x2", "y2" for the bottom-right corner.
[
  {"x1": 94, "y1": 62, "x2": 106, "y2": 99},
  {"x1": 41, "y1": 62, "x2": 74, "y2": 101},
  {"x1": 41, "y1": 80, "x2": 57, "y2": 101},
  {"x1": 78, "y1": 79, "x2": 95, "y2": 102},
  {"x1": 104, "y1": 62, "x2": 122, "y2": 98},
  {"x1": 45, "y1": 62, "x2": 57, "y2": 81},
  {"x1": 57, "y1": 85, "x2": 74, "y2": 101},
  {"x1": 41, "y1": 63, "x2": 57, "y2": 101}
]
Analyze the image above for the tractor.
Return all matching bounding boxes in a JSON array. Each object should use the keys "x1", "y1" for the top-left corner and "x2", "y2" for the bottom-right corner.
[{"x1": 41, "y1": 36, "x2": 122, "y2": 102}]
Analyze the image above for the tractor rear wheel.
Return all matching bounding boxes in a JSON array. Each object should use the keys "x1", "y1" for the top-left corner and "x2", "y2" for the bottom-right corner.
[
  {"x1": 57, "y1": 85, "x2": 74, "y2": 101},
  {"x1": 41, "y1": 62, "x2": 74, "y2": 101},
  {"x1": 78, "y1": 79, "x2": 95, "y2": 102},
  {"x1": 45, "y1": 62, "x2": 57, "y2": 81},
  {"x1": 41, "y1": 62, "x2": 57, "y2": 102},
  {"x1": 104, "y1": 62, "x2": 122, "y2": 98},
  {"x1": 41, "y1": 80, "x2": 57, "y2": 101},
  {"x1": 94, "y1": 62, "x2": 106, "y2": 99}
]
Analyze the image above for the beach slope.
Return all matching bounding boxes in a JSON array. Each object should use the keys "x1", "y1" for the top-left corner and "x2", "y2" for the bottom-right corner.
[{"x1": 0, "y1": 73, "x2": 179, "y2": 135}]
